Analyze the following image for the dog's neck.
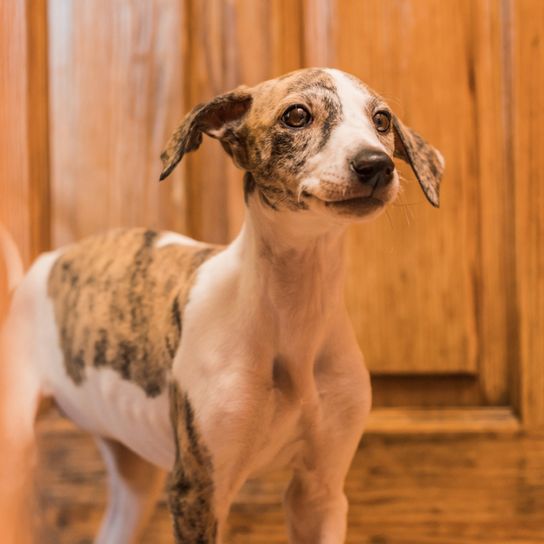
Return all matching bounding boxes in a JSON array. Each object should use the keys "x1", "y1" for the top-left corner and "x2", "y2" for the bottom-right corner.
[{"x1": 232, "y1": 195, "x2": 348, "y2": 360}]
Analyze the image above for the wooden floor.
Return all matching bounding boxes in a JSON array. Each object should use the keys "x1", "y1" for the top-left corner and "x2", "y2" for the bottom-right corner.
[{"x1": 35, "y1": 412, "x2": 544, "y2": 544}]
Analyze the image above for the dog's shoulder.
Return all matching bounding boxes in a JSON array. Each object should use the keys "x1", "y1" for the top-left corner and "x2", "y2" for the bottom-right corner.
[{"x1": 46, "y1": 227, "x2": 223, "y2": 397}]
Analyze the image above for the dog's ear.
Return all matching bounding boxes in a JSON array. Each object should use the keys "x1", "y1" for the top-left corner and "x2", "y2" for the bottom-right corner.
[
  {"x1": 392, "y1": 117, "x2": 444, "y2": 207},
  {"x1": 160, "y1": 88, "x2": 253, "y2": 181}
]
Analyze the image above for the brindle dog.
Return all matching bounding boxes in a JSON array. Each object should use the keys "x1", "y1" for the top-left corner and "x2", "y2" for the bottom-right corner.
[{"x1": 0, "y1": 68, "x2": 443, "y2": 544}]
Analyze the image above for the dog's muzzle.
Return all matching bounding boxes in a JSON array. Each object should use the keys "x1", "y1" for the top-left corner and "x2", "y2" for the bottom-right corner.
[{"x1": 350, "y1": 149, "x2": 394, "y2": 190}]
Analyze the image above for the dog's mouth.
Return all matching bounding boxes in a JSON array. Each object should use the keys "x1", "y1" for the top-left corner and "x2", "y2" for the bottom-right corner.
[
  {"x1": 324, "y1": 195, "x2": 384, "y2": 213},
  {"x1": 302, "y1": 191, "x2": 385, "y2": 216}
]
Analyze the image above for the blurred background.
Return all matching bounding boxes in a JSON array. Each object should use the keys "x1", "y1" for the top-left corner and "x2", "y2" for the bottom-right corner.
[{"x1": 1, "y1": 0, "x2": 543, "y2": 542}]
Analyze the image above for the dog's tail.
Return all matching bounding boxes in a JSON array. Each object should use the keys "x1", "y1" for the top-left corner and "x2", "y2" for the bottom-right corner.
[
  {"x1": 0, "y1": 224, "x2": 25, "y2": 293},
  {"x1": 0, "y1": 224, "x2": 36, "y2": 544}
]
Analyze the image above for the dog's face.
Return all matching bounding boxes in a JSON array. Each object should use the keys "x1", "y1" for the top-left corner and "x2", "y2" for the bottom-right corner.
[{"x1": 160, "y1": 68, "x2": 444, "y2": 222}]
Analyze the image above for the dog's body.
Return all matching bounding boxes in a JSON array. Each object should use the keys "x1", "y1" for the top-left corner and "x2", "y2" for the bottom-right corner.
[{"x1": 0, "y1": 68, "x2": 443, "y2": 543}]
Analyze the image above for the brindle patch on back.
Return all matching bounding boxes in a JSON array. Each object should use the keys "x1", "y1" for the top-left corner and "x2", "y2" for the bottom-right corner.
[{"x1": 47, "y1": 228, "x2": 221, "y2": 397}]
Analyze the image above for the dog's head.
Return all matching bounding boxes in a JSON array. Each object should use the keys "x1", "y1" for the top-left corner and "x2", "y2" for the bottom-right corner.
[{"x1": 160, "y1": 68, "x2": 444, "y2": 221}]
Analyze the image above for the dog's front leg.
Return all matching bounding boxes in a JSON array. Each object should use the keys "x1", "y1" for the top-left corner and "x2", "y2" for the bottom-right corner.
[
  {"x1": 284, "y1": 438, "x2": 364, "y2": 544},
  {"x1": 168, "y1": 382, "x2": 219, "y2": 543},
  {"x1": 168, "y1": 380, "x2": 251, "y2": 544},
  {"x1": 284, "y1": 469, "x2": 349, "y2": 544},
  {"x1": 284, "y1": 349, "x2": 371, "y2": 544}
]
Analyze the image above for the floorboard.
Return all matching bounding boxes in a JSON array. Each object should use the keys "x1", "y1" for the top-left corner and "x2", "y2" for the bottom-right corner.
[{"x1": 35, "y1": 412, "x2": 544, "y2": 543}]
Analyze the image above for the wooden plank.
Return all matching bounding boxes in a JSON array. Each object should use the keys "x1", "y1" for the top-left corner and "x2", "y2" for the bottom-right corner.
[
  {"x1": 48, "y1": 0, "x2": 188, "y2": 247},
  {"x1": 35, "y1": 411, "x2": 544, "y2": 543},
  {"x1": 0, "y1": 0, "x2": 50, "y2": 266},
  {"x1": 511, "y1": 0, "x2": 544, "y2": 430},
  {"x1": 301, "y1": 0, "x2": 334, "y2": 66},
  {"x1": 468, "y1": 0, "x2": 518, "y2": 409},
  {"x1": 371, "y1": 374, "x2": 483, "y2": 407},
  {"x1": 26, "y1": 0, "x2": 51, "y2": 258},
  {"x1": 365, "y1": 407, "x2": 520, "y2": 435}
]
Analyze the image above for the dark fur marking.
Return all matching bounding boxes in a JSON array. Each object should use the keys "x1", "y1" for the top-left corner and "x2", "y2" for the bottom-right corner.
[
  {"x1": 393, "y1": 117, "x2": 443, "y2": 207},
  {"x1": 270, "y1": 132, "x2": 295, "y2": 158},
  {"x1": 317, "y1": 93, "x2": 342, "y2": 152},
  {"x1": 259, "y1": 189, "x2": 278, "y2": 210},
  {"x1": 48, "y1": 229, "x2": 222, "y2": 398},
  {"x1": 172, "y1": 297, "x2": 182, "y2": 335},
  {"x1": 160, "y1": 92, "x2": 252, "y2": 181},
  {"x1": 285, "y1": 69, "x2": 336, "y2": 95},
  {"x1": 169, "y1": 382, "x2": 217, "y2": 543},
  {"x1": 243, "y1": 171, "x2": 256, "y2": 204},
  {"x1": 93, "y1": 328, "x2": 108, "y2": 367},
  {"x1": 70, "y1": 349, "x2": 86, "y2": 384}
]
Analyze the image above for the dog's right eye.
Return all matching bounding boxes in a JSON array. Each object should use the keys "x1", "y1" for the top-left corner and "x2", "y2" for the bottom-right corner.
[
  {"x1": 281, "y1": 105, "x2": 312, "y2": 128},
  {"x1": 373, "y1": 110, "x2": 391, "y2": 133}
]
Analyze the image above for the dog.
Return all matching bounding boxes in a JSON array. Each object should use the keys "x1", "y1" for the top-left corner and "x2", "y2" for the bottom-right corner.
[{"x1": 0, "y1": 68, "x2": 443, "y2": 544}]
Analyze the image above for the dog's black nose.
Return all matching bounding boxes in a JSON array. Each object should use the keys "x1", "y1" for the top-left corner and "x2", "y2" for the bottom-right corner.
[{"x1": 350, "y1": 149, "x2": 394, "y2": 187}]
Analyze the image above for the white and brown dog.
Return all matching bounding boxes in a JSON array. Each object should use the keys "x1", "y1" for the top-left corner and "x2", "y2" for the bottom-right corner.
[{"x1": 0, "y1": 68, "x2": 443, "y2": 543}]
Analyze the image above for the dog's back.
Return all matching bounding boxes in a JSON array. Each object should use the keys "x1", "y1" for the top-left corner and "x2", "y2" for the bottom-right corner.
[{"x1": 47, "y1": 228, "x2": 220, "y2": 398}]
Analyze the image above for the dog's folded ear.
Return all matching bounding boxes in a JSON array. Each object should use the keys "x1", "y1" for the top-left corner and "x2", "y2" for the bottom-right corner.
[
  {"x1": 392, "y1": 118, "x2": 444, "y2": 207},
  {"x1": 160, "y1": 88, "x2": 253, "y2": 181}
]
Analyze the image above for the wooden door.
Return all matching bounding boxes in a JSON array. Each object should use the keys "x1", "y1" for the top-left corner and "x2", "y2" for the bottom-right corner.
[
  {"x1": 2, "y1": 0, "x2": 543, "y2": 542},
  {"x1": 44, "y1": 0, "x2": 543, "y2": 431}
]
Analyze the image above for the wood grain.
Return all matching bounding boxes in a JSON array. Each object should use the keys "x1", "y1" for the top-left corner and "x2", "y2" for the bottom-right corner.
[
  {"x1": 0, "y1": 0, "x2": 50, "y2": 266},
  {"x1": 365, "y1": 407, "x2": 520, "y2": 435},
  {"x1": 35, "y1": 411, "x2": 544, "y2": 544},
  {"x1": 511, "y1": 0, "x2": 544, "y2": 430},
  {"x1": 48, "y1": 0, "x2": 188, "y2": 247}
]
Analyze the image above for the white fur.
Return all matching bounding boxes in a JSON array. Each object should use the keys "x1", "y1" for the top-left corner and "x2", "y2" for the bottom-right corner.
[{"x1": 155, "y1": 230, "x2": 205, "y2": 249}]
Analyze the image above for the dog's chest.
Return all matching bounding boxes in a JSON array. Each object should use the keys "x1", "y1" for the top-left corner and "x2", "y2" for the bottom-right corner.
[{"x1": 237, "y1": 356, "x2": 326, "y2": 477}]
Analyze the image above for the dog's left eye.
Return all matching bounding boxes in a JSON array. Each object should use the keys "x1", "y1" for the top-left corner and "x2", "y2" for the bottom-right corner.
[
  {"x1": 281, "y1": 105, "x2": 312, "y2": 128},
  {"x1": 373, "y1": 111, "x2": 391, "y2": 133}
]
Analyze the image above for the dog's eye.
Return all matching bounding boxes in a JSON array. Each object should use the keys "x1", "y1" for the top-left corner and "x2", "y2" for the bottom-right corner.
[
  {"x1": 373, "y1": 111, "x2": 391, "y2": 133},
  {"x1": 281, "y1": 105, "x2": 312, "y2": 128}
]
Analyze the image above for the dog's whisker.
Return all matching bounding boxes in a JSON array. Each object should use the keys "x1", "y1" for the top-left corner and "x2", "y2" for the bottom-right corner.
[{"x1": 385, "y1": 209, "x2": 394, "y2": 230}]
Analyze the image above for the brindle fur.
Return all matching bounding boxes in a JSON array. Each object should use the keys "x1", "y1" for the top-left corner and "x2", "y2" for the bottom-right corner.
[
  {"x1": 393, "y1": 117, "x2": 443, "y2": 207},
  {"x1": 169, "y1": 382, "x2": 217, "y2": 543},
  {"x1": 161, "y1": 69, "x2": 344, "y2": 212},
  {"x1": 47, "y1": 228, "x2": 221, "y2": 397}
]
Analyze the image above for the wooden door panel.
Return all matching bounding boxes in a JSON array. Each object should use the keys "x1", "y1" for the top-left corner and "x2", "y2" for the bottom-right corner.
[
  {"x1": 512, "y1": 0, "x2": 544, "y2": 430},
  {"x1": 332, "y1": 1, "x2": 512, "y2": 386}
]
